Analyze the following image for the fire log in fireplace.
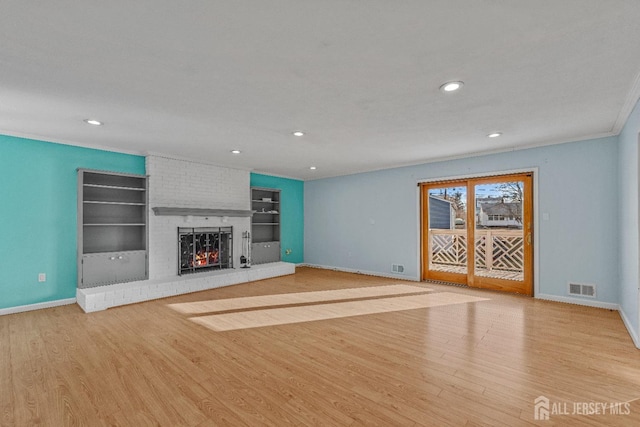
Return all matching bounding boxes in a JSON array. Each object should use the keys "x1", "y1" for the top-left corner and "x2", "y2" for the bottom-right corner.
[{"x1": 178, "y1": 227, "x2": 233, "y2": 275}]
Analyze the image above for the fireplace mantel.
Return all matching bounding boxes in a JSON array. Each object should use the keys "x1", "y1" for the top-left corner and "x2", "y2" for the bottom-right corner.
[{"x1": 152, "y1": 207, "x2": 254, "y2": 217}]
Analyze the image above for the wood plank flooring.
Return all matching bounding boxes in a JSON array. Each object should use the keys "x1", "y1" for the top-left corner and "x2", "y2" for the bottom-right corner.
[
  {"x1": 2, "y1": 267, "x2": 640, "y2": 426},
  {"x1": 189, "y1": 291, "x2": 488, "y2": 332}
]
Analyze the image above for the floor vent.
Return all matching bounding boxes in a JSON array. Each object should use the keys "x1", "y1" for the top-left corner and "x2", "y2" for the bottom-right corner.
[
  {"x1": 392, "y1": 264, "x2": 405, "y2": 274},
  {"x1": 568, "y1": 282, "x2": 596, "y2": 298}
]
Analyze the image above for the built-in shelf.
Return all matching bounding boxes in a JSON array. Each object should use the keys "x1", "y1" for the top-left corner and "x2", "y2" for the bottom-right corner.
[
  {"x1": 84, "y1": 223, "x2": 147, "y2": 226},
  {"x1": 251, "y1": 187, "x2": 281, "y2": 264},
  {"x1": 78, "y1": 169, "x2": 148, "y2": 289},
  {"x1": 84, "y1": 201, "x2": 146, "y2": 206},
  {"x1": 84, "y1": 183, "x2": 146, "y2": 191},
  {"x1": 152, "y1": 207, "x2": 254, "y2": 217}
]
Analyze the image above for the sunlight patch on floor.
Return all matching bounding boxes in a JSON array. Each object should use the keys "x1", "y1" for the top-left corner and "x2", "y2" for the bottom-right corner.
[
  {"x1": 190, "y1": 292, "x2": 489, "y2": 331},
  {"x1": 168, "y1": 284, "x2": 431, "y2": 314}
]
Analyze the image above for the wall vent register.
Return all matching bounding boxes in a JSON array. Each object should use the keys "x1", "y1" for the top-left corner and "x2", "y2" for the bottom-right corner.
[{"x1": 568, "y1": 282, "x2": 596, "y2": 298}]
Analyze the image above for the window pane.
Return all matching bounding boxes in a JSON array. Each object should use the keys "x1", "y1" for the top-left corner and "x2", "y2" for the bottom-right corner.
[
  {"x1": 427, "y1": 186, "x2": 467, "y2": 274},
  {"x1": 474, "y1": 182, "x2": 524, "y2": 282}
]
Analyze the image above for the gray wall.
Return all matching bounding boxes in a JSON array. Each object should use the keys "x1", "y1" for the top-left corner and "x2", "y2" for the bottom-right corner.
[
  {"x1": 305, "y1": 136, "x2": 619, "y2": 305},
  {"x1": 428, "y1": 196, "x2": 453, "y2": 229},
  {"x1": 618, "y1": 97, "x2": 640, "y2": 344}
]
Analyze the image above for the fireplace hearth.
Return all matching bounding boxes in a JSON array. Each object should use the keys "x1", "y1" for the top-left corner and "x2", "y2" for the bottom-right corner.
[{"x1": 179, "y1": 227, "x2": 233, "y2": 275}]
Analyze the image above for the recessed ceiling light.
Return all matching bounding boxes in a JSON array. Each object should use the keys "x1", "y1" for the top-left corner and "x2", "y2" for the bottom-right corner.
[
  {"x1": 84, "y1": 119, "x2": 103, "y2": 126},
  {"x1": 293, "y1": 131, "x2": 305, "y2": 137},
  {"x1": 230, "y1": 150, "x2": 241, "y2": 154},
  {"x1": 309, "y1": 166, "x2": 317, "y2": 170},
  {"x1": 439, "y1": 81, "x2": 464, "y2": 92},
  {"x1": 487, "y1": 132, "x2": 502, "y2": 138}
]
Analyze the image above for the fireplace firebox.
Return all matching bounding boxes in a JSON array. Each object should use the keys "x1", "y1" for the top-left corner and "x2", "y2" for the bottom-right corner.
[{"x1": 178, "y1": 227, "x2": 233, "y2": 275}]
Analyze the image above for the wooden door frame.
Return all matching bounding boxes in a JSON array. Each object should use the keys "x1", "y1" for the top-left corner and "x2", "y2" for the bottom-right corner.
[{"x1": 419, "y1": 169, "x2": 538, "y2": 296}]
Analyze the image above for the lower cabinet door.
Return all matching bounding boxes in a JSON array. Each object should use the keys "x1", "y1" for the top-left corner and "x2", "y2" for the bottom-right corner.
[
  {"x1": 251, "y1": 242, "x2": 280, "y2": 265},
  {"x1": 81, "y1": 254, "x2": 117, "y2": 288},
  {"x1": 81, "y1": 250, "x2": 147, "y2": 288},
  {"x1": 114, "y1": 251, "x2": 147, "y2": 283}
]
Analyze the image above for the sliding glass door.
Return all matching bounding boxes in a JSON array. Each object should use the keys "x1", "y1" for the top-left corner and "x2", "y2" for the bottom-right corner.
[{"x1": 421, "y1": 173, "x2": 533, "y2": 295}]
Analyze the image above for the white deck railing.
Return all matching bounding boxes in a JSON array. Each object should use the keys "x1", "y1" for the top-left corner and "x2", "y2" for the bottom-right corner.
[{"x1": 429, "y1": 229, "x2": 524, "y2": 279}]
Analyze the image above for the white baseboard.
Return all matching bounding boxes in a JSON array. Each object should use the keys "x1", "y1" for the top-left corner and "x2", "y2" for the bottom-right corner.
[
  {"x1": 0, "y1": 298, "x2": 77, "y2": 316},
  {"x1": 300, "y1": 263, "x2": 420, "y2": 282},
  {"x1": 618, "y1": 307, "x2": 640, "y2": 349},
  {"x1": 536, "y1": 293, "x2": 620, "y2": 310}
]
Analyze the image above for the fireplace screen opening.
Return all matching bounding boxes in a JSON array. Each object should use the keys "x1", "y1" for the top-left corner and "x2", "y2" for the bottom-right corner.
[{"x1": 179, "y1": 227, "x2": 233, "y2": 275}]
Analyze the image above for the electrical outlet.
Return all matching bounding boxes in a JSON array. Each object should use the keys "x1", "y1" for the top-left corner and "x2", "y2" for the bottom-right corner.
[{"x1": 38, "y1": 273, "x2": 46, "y2": 282}]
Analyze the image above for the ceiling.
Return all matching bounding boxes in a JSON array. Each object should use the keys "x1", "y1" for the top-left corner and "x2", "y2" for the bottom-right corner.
[{"x1": 2, "y1": 1, "x2": 640, "y2": 180}]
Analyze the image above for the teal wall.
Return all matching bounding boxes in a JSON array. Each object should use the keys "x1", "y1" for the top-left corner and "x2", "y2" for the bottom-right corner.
[
  {"x1": 0, "y1": 134, "x2": 145, "y2": 309},
  {"x1": 250, "y1": 173, "x2": 304, "y2": 264}
]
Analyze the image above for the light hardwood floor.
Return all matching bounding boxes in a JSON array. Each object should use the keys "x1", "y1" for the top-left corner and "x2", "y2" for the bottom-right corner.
[{"x1": 2, "y1": 267, "x2": 640, "y2": 426}]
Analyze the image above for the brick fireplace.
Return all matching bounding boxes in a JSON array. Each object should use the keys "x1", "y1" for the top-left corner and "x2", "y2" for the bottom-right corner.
[{"x1": 147, "y1": 155, "x2": 250, "y2": 280}]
